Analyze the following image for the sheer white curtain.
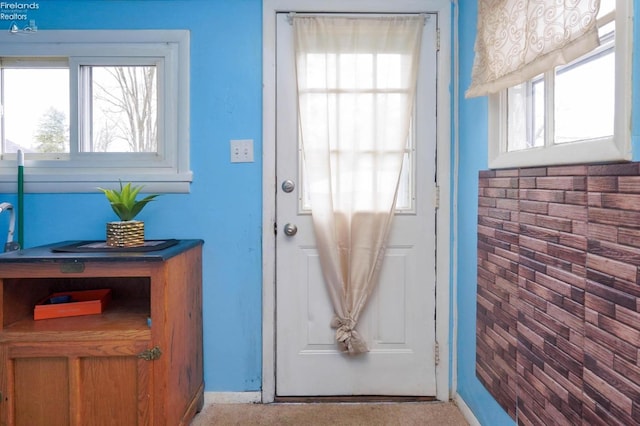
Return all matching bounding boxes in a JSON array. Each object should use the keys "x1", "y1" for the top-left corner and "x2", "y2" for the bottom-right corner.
[
  {"x1": 293, "y1": 15, "x2": 424, "y2": 355},
  {"x1": 466, "y1": 0, "x2": 601, "y2": 97}
]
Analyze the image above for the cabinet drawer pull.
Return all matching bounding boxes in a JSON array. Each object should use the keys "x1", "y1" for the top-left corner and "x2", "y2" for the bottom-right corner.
[{"x1": 138, "y1": 346, "x2": 162, "y2": 361}]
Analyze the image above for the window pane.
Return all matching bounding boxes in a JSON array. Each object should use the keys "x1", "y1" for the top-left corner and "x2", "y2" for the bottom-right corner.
[
  {"x1": 554, "y1": 16, "x2": 615, "y2": 146},
  {"x1": 88, "y1": 66, "x2": 157, "y2": 153},
  {"x1": 377, "y1": 54, "x2": 402, "y2": 88},
  {"x1": 600, "y1": 0, "x2": 615, "y2": 17},
  {"x1": 532, "y1": 78, "x2": 544, "y2": 147},
  {"x1": 339, "y1": 54, "x2": 373, "y2": 88},
  {"x1": 507, "y1": 79, "x2": 544, "y2": 151},
  {"x1": 300, "y1": 52, "x2": 413, "y2": 212},
  {"x1": 555, "y1": 51, "x2": 614, "y2": 144},
  {"x1": 2, "y1": 68, "x2": 69, "y2": 154}
]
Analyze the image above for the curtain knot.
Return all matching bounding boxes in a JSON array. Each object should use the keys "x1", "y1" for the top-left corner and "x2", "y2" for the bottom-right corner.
[{"x1": 331, "y1": 316, "x2": 369, "y2": 355}]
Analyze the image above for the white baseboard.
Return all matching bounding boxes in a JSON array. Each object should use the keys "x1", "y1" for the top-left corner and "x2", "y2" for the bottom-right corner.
[
  {"x1": 203, "y1": 391, "x2": 262, "y2": 405},
  {"x1": 454, "y1": 394, "x2": 481, "y2": 426}
]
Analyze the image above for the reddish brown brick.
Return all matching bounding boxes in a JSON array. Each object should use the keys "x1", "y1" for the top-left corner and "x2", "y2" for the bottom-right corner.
[
  {"x1": 585, "y1": 293, "x2": 616, "y2": 318},
  {"x1": 559, "y1": 232, "x2": 587, "y2": 250},
  {"x1": 536, "y1": 176, "x2": 586, "y2": 191},
  {"x1": 589, "y1": 207, "x2": 640, "y2": 228},
  {"x1": 588, "y1": 239, "x2": 640, "y2": 266},
  {"x1": 602, "y1": 193, "x2": 640, "y2": 211},
  {"x1": 548, "y1": 203, "x2": 588, "y2": 222},
  {"x1": 481, "y1": 187, "x2": 507, "y2": 198},
  {"x1": 479, "y1": 196, "x2": 497, "y2": 207},
  {"x1": 520, "y1": 224, "x2": 560, "y2": 243},
  {"x1": 586, "y1": 279, "x2": 637, "y2": 311},
  {"x1": 565, "y1": 191, "x2": 588, "y2": 205},
  {"x1": 588, "y1": 163, "x2": 640, "y2": 176},
  {"x1": 585, "y1": 322, "x2": 638, "y2": 363},
  {"x1": 618, "y1": 227, "x2": 640, "y2": 248},
  {"x1": 586, "y1": 253, "x2": 638, "y2": 283},
  {"x1": 520, "y1": 200, "x2": 549, "y2": 214},
  {"x1": 587, "y1": 176, "x2": 618, "y2": 192},
  {"x1": 479, "y1": 169, "x2": 496, "y2": 179},
  {"x1": 486, "y1": 177, "x2": 518, "y2": 188},
  {"x1": 520, "y1": 177, "x2": 537, "y2": 189},
  {"x1": 587, "y1": 223, "x2": 618, "y2": 243},
  {"x1": 520, "y1": 167, "x2": 548, "y2": 177},
  {"x1": 548, "y1": 165, "x2": 588, "y2": 176},
  {"x1": 598, "y1": 314, "x2": 640, "y2": 345},
  {"x1": 613, "y1": 355, "x2": 640, "y2": 387},
  {"x1": 521, "y1": 189, "x2": 566, "y2": 203},
  {"x1": 537, "y1": 215, "x2": 573, "y2": 233},
  {"x1": 495, "y1": 169, "x2": 519, "y2": 177},
  {"x1": 588, "y1": 192, "x2": 604, "y2": 207},
  {"x1": 618, "y1": 176, "x2": 640, "y2": 193},
  {"x1": 496, "y1": 198, "x2": 518, "y2": 211},
  {"x1": 547, "y1": 265, "x2": 586, "y2": 289}
]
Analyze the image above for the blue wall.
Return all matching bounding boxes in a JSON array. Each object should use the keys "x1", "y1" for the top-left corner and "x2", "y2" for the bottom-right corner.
[
  {"x1": 0, "y1": 0, "x2": 264, "y2": 392},
  {"x1": 456, "y1": 0, "x2": 639, "y2": 424},
  {"x1": 456, "y1": 0, "x2": 513, "y2": 424},
  {"x1": 0, "y1": 0, "x2": 636, "y2": 423}
]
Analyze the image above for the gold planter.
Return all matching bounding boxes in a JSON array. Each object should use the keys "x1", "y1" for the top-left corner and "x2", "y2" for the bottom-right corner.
[{"x1": 106, "y1": 220, "x2": 145, "y2": 247}]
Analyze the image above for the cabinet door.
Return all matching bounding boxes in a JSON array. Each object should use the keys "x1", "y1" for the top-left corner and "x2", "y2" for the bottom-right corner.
[{"x1": 1, "y1": 341, "x2": 153, "y2": 426}]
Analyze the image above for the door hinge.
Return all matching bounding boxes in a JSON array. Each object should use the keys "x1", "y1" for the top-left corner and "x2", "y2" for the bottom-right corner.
[
  {"x1": 138, "y1": 346, "x2": 162, "y2": 361},
  {"x1": 434, "y1": 186, "x2": 440, "y2": 209},
  {"x1": 436, "y1": 28, "x2": 440, "y2": 52},
  {"x1": 434, "y1": 341, "x2": 440, "y2": 366},
  {"x1": 274, "y1": 222, "x2": 278, "y2": 235}
]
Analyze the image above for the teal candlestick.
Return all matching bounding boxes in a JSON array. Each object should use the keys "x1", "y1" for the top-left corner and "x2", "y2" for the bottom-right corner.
[{"x1": 17, "y1": 150, "x2": 23, "y2": 249}]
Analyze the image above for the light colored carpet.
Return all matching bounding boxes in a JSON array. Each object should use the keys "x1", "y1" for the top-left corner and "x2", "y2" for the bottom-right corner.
[{"x1": 190, "y1": 402, "x2": 469, "y2": 426}]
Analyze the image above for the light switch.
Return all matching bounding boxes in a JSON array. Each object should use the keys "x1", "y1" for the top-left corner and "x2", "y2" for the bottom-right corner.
[{"x1": 230, "y1": 139, "x2": 254, "y2": 163}]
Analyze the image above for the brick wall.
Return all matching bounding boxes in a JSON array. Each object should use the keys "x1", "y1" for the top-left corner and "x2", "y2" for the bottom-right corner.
[{"x1": 477, "y1": 163, "x2": 640, "y2": 425}]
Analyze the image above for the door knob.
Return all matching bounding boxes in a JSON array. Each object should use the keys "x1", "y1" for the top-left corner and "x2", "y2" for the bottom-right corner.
[
  {"x1": 281, "y1": 180, "x2": 295, "y2": 193},
  {"x1": 283, "y1": 223, "x2": 298, "y2": 236}
]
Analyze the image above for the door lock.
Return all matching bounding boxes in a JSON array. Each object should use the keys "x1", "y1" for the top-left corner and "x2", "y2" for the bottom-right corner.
[
  {"x1": 281, "y1": 180, "x2": 295, "y2": 193},
  {"x1": 283, "y1": 223, "x2": 298, "y2": 236}
]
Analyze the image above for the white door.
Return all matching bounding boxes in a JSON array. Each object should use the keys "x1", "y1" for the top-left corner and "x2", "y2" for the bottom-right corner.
[{"x1": 275, "y1": 12, "x2": 439, "y2": 396}]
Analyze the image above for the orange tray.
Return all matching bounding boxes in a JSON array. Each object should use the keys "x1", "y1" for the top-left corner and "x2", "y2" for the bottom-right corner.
[{"x1": 34, "y1": 289, "x2": 111, "y2": 320}]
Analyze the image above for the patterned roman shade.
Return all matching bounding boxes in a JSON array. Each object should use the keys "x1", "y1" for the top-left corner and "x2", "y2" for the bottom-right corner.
[{"x1": 466, "y1": 0, "x2": 600, "y2": 98}]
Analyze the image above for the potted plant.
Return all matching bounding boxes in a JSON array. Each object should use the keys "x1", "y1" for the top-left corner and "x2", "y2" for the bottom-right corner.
[{"x1": 98, "y1": 182, "x2": 159, "y2": 247}]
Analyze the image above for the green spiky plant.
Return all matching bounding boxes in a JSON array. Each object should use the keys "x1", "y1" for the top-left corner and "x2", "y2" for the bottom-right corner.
[{"x1": 98, "y1": 182, "x2": 159, "y2": 222}]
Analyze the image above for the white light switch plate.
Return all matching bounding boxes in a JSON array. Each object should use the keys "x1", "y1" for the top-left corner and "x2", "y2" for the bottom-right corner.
[{"x1": 230, "y1": 139, "x2": 254, "y2": 163}]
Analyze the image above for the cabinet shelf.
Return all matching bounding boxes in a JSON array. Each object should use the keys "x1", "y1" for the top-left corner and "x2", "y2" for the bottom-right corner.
[{"x1": 1, "y1": 299, "x2": 151, "y2": 342}]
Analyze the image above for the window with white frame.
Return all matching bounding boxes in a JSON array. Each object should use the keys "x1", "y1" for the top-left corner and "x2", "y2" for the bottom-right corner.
[
  {"x1": 0, "y1": 30, "x2": 191, "y2": 193},
  {"x1": 486, "y1": 0, "x2": 632, "y2": 169}
]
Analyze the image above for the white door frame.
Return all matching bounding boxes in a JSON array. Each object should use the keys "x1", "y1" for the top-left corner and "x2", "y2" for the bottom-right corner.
[{"x1": 262, "y1": 0, "x2": 452, "y2": 403}]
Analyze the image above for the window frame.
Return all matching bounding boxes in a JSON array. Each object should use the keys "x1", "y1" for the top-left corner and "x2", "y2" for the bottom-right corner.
[
  {"x1": 488, "y1": 0, "x2": 632, "y2": 169},
  {"x1": 0, "y1": 30, "x2": 191, "y2": 193}
]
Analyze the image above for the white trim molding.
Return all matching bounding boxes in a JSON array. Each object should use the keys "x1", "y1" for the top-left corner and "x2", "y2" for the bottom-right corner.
[
  {"x1": 263, "y1": 0, "x2": 452, "y2": 403},
  {"x1": 454, "y1": 395, "x2": 482, "y2": 426},
  {"x1": 204, "y1": 392, "x2": 262, "y2": 405}
]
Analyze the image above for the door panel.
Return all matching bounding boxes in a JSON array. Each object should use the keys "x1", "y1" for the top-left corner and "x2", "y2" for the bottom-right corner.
[{"x1": 275, "y1": 12, "x2": 439, "y2": 396}]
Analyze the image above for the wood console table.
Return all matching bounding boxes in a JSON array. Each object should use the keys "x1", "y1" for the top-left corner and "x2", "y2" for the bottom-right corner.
[{"x1": 0, "y1": 239, "x2": 204, "y2": 426}]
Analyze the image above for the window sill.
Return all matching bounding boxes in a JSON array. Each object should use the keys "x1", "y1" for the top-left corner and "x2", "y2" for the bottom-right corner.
[{"x1": 0, "y1": 171, "x2": 193, "y2": 194}]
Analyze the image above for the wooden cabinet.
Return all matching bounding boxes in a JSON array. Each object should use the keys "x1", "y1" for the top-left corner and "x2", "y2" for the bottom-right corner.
[{"x1": 0, "y1": 240, "x2": 204, "y2": 426}]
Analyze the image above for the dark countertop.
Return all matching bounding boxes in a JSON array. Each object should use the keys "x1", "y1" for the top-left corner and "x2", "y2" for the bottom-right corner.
[{"x1": 0, "y1": 239, "x2": 204, "y2": 264}]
